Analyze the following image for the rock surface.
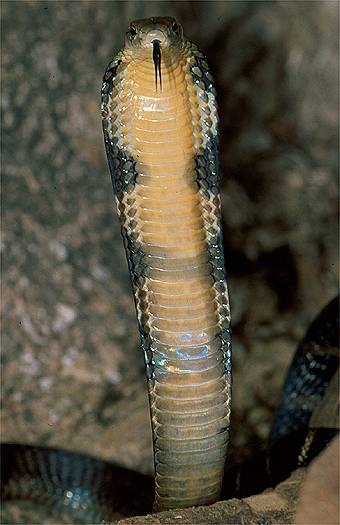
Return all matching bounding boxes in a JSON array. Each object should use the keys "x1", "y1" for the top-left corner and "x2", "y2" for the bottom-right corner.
[
  {"x1": 1, "y1": 469, "x2": 305, "y2": 525},
  {"x1": 115, "y1": 469, "x2": 305, "y2": 525},
  {"x1": 2, "y1": 1, "x2": 338, "y2": 524},
  {"x1": 295, "y1": 436, "x2": 339, "y2": 525}
]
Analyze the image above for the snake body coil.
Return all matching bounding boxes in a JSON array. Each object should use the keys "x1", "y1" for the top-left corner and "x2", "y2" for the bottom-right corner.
[
  {"x1": 101, "y1": 17, "x2": 231, "y2": 510},
  {"x1": 2, "y1": 297, "x2": 338, "y2": 523}
]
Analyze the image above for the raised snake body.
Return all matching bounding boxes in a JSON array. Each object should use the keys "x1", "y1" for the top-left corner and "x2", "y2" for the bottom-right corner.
[{"x1": 101, "y1": 17, "x2": 231, "y2": 511}]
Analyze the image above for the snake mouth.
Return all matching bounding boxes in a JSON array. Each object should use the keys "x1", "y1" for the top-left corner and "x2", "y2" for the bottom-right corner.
[{"x1": 152, "y1": 39, "x2": 162, "y2": 91}]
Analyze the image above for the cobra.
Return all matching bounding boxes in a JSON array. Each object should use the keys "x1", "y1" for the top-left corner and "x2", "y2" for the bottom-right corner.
[{"x1": 101, "y1": 16, "x2": 232, "y2": 511}]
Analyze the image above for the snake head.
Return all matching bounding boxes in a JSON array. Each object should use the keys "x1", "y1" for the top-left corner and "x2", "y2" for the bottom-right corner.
[
  {"x1": 124, "y1": 17, "x2": 184, "y2": 91},
  {"x1": 125, "y1": 16, "x2": 183, "y2": 49}
]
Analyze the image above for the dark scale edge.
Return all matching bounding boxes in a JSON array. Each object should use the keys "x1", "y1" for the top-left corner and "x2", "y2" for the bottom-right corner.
[
  {"x1": 101, "y1": 58, "x2": 122, "y2": 106},
  {"x1": 269, "y1": 295, "x2": 339, "y2": 444},
  {"x1": 120, "y1": 223, "x2": 153, "y2": 381},
  {"x1": 120, "y1": 226, "x2": 148, "y2": 284},
  {"x1": 195, "y1": 136, "x2": 221, "y2": 195},
  {"x1": 189, "y1": 44, "x2": 231, "y2": 378},
  {"x1": 144, "y1": 342, "x2": 154, "y2": 381},
  {"x1": 134, "y1": 286, "x2": 154, "y2": 382},
  {"x1": 101, "y1": 56, "x2": 139, "y2": 199},
  {"x1": 101, "y1": 57, "x2": 152, "y2": 379},
  {"x1": 189, "y1": 46, "x2": 216, "y2": 95},
  {"x1": 104, "y1": 139, "x2": 139, "y2": 198},
  {"x1": 195, "y1": 132, "x2": 232, "y2": 379},
  {"x1": 207, "y1": 227, "x2": 231, "y2": 381}
]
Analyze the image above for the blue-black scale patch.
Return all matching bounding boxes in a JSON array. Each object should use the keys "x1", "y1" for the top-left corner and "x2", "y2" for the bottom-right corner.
[
  {"x1": 104, "y1": 139, "x2": 139, "y2": 199},
  {"x1": 101, "y1": 58, "x2": 152, "y2": 380},
  {"x1": 222, "y1": 328, "x2": 232, "y2": 380},
  {"x1": 269, "y1": 295, "x2": 339, "y2": 444},
  {"x1": 101, "y1": 58, "x2": 121, "y2": 106},
  {"x1": 205, "y1": 225, "x2": 232, "y2": 376},
  {"x1": 207, "y1": 230, "x2": 225, "y2": 277},
  {"x1": 101, "y1": 58, "x2": 139, "y2": 199},
  {"x1": 194, "y1": 136, "x2": 221, "y2": 196},
  {"x1": 189, "y1": 49, "x2": 216, "y2": 95},
  {"x1": 121, "y1": 227, "x2": 151, "y2": 379},
  {"x1": 143, "y1": 344, "x2": 154, "y2": 381},
  {"x1": 121, "y1": 225, "x2": 148, "y2": 285}
]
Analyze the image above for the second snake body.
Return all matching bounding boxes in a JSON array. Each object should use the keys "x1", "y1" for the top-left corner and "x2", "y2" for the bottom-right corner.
[{"x1": 101, "y1": 17, "x2": 231, "y2": 510}]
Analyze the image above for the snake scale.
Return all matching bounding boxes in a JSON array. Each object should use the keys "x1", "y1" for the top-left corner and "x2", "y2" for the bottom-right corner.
[{"x1": 1, "y1": 16, "x2": 339, "y2": 525}]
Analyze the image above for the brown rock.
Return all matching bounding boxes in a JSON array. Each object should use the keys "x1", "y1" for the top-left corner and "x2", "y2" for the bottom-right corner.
[
  {"x1": 295, "y1": 436, "x2": 339, "y2": 525},
  {"x1": 115, "y1": 469, "x2": 305, "y2": 525}
]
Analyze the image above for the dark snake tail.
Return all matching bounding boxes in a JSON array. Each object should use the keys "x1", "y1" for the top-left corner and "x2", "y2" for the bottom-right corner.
[
  {"x1": 1, "y1": 444, "x2": 154, "y2": 523},
  {"x1": 223, "y1": 295, "x2": 339, "y2": 499},
  {"x1": 269, "y1": 295, "x2": 339, "y2": 443},
  {"x1": 222, "y1": 428, "x2": 338, "y2": 499}
]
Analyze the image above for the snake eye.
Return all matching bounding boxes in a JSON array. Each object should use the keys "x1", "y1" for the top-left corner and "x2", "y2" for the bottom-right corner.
[
  {"x1": 130, "y1": 25, "x2": 137, "y2": 37},
  {"x1": 171, "y1": 22, "x2": 178, "y2": 32}
]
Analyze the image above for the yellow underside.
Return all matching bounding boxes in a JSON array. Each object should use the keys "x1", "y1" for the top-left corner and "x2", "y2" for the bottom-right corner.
[{"x1": 112, "y1": 47, "x2": 230, "y2": 510}]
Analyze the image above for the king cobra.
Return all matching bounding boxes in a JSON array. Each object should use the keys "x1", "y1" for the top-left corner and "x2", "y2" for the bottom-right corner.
[{"x1": 1, "y1": 16, "x2": 338, "y2": 525}]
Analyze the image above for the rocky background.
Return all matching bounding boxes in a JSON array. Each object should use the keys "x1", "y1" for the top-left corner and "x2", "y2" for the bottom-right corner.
[{"x1": 2, "y1": 0, "x2": 338, "y2": 523}]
